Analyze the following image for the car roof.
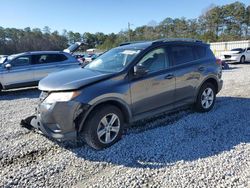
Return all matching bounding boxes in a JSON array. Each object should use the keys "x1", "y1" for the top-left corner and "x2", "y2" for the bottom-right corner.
[
  {"x1": 11, "y1": 51, "x2": 68, "y2": 57},
  {"x1": 118, "y1": 38, "x2": 206, "y2": 50}
]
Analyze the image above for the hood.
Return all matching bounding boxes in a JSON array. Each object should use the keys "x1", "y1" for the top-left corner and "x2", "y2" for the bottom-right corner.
[
  {"x1": 63, "y1": 42, "x2": 87, "y2": 54},
  {"x1": 222, "y1": 50, "x2": 242, "y2": 55},
  {"x1": 39, "y1": 68, "x2": 113, "y2": 91}
]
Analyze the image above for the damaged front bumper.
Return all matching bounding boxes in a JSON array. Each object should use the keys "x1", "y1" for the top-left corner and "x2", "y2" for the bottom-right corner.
[{"x1": 21, "y1": 101, "x2": 90, "y2": 141}]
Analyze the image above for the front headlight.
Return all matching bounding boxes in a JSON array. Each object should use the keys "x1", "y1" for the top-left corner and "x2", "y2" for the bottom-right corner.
[{"x1": 43, "y1": 91, "x2": 80, "y2": 104}]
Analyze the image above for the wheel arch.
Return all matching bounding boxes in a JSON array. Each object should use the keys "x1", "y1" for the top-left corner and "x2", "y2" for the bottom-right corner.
[
  {"x1": 195, "y1": 77, "x2": 219, "y2": 99},
  {"x1": 78, "y1": 98, "x2": 132, "y2": 132}
]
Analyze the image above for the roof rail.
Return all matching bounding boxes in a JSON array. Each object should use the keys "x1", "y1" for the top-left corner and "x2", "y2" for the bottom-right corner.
[
  {"x1": 153, "y1": 38, "x2": 203, "y2": 44},
  {"x1": 119, "y1": 40, "x2": 148, "y2": 46}
]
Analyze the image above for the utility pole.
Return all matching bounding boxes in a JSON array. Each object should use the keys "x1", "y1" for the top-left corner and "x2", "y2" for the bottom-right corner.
[{"x1": 128, "y1": 22, "x2": 131, "y2": 41}]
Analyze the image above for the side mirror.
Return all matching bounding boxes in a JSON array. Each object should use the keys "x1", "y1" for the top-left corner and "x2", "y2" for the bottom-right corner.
[
  {"x1": 5, "y1": 63, "x2": 12, "y2": 70},
  {"x1": 133, "y1": 65, "x2": 148, "y2": 77}
]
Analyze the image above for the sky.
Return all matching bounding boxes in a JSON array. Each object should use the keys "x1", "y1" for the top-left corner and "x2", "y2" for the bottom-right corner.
[{"x1": 0, "y1": 0, "x2": 249, "y2": 34}]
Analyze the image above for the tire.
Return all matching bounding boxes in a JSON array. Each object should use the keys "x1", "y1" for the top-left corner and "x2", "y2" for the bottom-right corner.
[
  {"x1": 240, "y1": 56, "x2": 245, "y2": 64},
  {"x1": 82, "y1": 105, "x2": 124, "y2": 150},
  {"x1": 195, "y1": 83, "x2": 216, "y2": 112},
  {"x1": 222, "y1": 61, "x2": 229, "y2": 70}
]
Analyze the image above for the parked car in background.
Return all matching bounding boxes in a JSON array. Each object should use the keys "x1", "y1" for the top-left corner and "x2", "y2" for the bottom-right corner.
[
  {"x1": 0, "y1": 51, "x2": 80, "y2": 91},
  {"x1": 23, "y1": 38, "x2": 223, "y2": 150},
  {"x1": 220, "y1": 47, "x2": 250, "y2": 63},
  {"x1": 64, "y1": 43, "x2": 101, "y2": 64}
]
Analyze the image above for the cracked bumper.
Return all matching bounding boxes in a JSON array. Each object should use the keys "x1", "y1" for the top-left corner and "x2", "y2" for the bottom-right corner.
[{"x1": 25, "y1": 101, "x2": 89, "y2": 141}]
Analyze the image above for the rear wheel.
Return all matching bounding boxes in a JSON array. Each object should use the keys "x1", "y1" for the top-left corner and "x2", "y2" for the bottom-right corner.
[
  {"x1": 195, "y1": 83, "x2": 216, "y2": 112},
  {"x1": 240, "y1": 56, "x2": 245, "y2": 64},
  {"x1": 81, "y1": 105, "x2": 124, "y2": 150}
]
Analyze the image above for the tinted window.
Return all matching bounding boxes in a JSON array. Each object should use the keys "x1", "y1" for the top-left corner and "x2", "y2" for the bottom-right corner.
[
  {"x1": 138, "y1": 48, "x2": 168, "y2": 72},
  {"x1": 32, "y1": 54, "x2": 67, "y2": 64},
  {"x1": 171, "y1": 45, "x2": 195, "y2": 65},
  {"x1": 194, "y1": 46, "x2": 206, "y2": 59},
  {"x1": 11, "y1": 56, "x2": 30, "y2": 67}
]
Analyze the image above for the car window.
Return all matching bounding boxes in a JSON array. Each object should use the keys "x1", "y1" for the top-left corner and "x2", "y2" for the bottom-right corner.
[
  {"x1": 171, "y1": 45, "x2": 195, "y2": 65},
  {"x1": 193, "y1": 46, "x2": 206, "y2": 59},
  {"x1": 11, "y1": 56, "x2": 30, "y2": 67},
  {"x1": 32, "y1": 54, "x2": 68, "y2": 64},
  {"x1": 138, "y1": 48, "x2": 168, "y2": 72}
]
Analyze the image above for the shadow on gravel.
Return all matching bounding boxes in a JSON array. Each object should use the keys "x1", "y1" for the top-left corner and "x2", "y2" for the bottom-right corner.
[
  {"x1": 67, "y1": 96, "x2": 250, "y2": 169},
  {"x1": 0, "y1": 87, "x2": 40, "y2": 100}
]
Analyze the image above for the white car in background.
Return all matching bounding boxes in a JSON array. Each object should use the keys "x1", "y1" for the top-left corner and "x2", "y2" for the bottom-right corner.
[
  {"x1": 220, "y1": 47, "x2": 250, "y2": 63},
  {"x1": 0, "y1": 55, "x2": 8, "y2": 64}
]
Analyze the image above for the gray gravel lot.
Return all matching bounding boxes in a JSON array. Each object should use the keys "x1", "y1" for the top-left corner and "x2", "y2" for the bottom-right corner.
[{"x1": 0, "y1": 63, "x2": 250, "y2": 188}]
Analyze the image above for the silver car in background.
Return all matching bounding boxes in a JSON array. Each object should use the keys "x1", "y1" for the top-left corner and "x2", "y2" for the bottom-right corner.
[{"x1": 0, "y1": 51, "x2": 80, "y2": 91}]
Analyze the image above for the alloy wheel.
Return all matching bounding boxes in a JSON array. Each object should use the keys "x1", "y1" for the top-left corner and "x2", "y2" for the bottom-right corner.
[
  {"x1": 97, "y1": 113, "x2": 120, "y2": 144},
  {"x1": 201, "y1": 88, "x2": 214, "y2": 109}
]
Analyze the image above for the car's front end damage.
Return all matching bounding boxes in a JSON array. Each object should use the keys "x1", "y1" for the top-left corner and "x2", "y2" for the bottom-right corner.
[
  {"x1": 20, "y1": 65, "x2": 115, "y2": 141},
  {"x1": 21, "y1": 91, "x2": 90, "y2": 141}
]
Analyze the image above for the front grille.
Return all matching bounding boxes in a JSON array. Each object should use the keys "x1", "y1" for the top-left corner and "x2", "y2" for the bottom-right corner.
[
  {"x1": 224, "y1": 55, "x2": 231, "y2": 58},
  {"x1": 39, "y1": 91, "x2": 49, "y2": 102}
]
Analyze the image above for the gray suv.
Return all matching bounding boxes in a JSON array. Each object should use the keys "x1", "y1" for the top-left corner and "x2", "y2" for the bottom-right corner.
[
  {"x1": 23, "y1": 39, "x2": 223, "y2": 150},
  {"x1": 0, "y1": 51, "x2": 79, "y2": 91}
]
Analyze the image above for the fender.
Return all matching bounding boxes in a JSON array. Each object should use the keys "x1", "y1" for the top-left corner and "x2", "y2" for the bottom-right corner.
[
  {"x1": 194, "y1": 75, "x2": 220, "y2": 99},
  {"x1": 78, "y1": 97, "x2": 132, "y2": 132}
]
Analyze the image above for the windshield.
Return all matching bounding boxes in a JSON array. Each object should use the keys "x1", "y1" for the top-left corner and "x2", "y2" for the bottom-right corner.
[{"x1": 85, "y1": 48, "x2": 141, "y2": 73}]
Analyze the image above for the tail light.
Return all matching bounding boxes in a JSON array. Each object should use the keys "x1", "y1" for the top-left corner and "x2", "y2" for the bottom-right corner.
[{"x1": 216, "y1": 58, "x2": 222, "y2": 65}]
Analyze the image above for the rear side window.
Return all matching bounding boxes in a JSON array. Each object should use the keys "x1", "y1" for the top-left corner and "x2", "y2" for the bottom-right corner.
[
  {"x1": 171, "y1": 45, "x2": 195, "y2": 65},
  {"x1": 193, "y1": 46, "x2": 206, "y2": 59},
  {"x1": 32, "y1": 54, "x2": 68, "y2": 64}
]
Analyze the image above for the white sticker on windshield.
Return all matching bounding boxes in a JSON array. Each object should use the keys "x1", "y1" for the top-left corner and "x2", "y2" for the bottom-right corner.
[{"x1": 122, "y1": 50, "x2": 140, "y2": 55}]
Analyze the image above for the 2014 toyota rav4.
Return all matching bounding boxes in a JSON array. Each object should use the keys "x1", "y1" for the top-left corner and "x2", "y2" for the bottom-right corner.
[{"x1": 22, "y1": 38, "x2": 223, "y2": 150}]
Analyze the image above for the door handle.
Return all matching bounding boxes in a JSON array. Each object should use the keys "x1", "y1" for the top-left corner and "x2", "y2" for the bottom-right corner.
[
  {"x1": 164, "y1": 74, "x2": 174, "y2": 79},
  {"x1": 198, "y1": 66, "x2": 205, "y2": 71}
]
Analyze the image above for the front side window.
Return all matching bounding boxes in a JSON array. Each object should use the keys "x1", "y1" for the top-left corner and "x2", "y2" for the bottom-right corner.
[
  {"x1": 85, "y1": 48, "x2": 141, "y2": 73},
  {"x1": 11, "y1": 56, "x2": 30, "y2": 67},
  {"x1": 138, "y1": 48, "x2": 167, "y2": 72},
  {"x1": 171, "y1": 45, "x2": 195, "y2": 65}
]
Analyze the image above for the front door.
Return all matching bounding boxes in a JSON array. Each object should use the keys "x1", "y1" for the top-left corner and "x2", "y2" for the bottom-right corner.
[
  {"x1": 130, "y1": 47, "x2": 175, "y2": 115},
  {"x1": 2, "y1": 55, "x2": 34, "y2": 88}
]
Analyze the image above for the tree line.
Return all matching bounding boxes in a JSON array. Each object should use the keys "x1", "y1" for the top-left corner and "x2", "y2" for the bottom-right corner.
[{"x1": 0, "y1": 1, "x2": 249, "y2": 55}]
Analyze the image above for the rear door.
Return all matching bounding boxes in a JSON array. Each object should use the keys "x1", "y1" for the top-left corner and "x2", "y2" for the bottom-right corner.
[
  {"x1": 2, "y1": 55, "x2": 34, "y2": 87},
  {"x1": 130, "y1": 47, "x2": 175, "y2": 115},
  {"x1": 169, "y1": 44, "x2": 206, "y2": 106},
  {"x1": 31, "y1": 54, "x2": 63, "y2": 81},
  {"x1": 55, "y1": 54, "x2": 79, "y2": 70}
]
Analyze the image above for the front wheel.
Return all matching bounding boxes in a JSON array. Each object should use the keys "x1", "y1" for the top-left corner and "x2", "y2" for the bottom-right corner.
[
  {"x1": 240, "y1": 56, "x2": 245, "y2": 64},
  {"x1": 81, "y1": 105, "x2": 124, "y2": 150},
  {"x1": 195, "y1": 83, "x2": 216, "y2": 112}
]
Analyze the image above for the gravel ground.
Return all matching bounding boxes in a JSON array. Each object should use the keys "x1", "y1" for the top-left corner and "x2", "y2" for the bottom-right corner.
[{"x1": 0, "y1": 63, "x2": 250, "y2": 188}]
